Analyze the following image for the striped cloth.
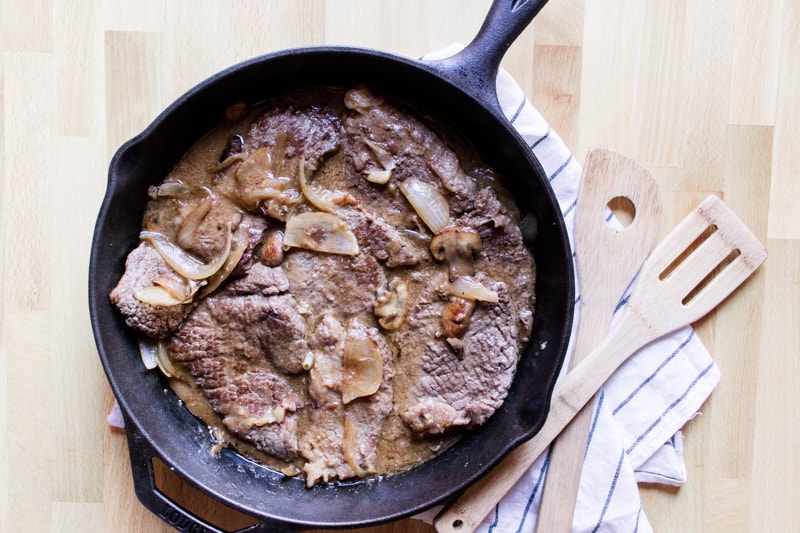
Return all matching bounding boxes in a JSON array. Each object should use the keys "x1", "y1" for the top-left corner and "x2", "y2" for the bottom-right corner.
[{"x1": 417, "y1": 46, "x2": 720, "y2": 533}]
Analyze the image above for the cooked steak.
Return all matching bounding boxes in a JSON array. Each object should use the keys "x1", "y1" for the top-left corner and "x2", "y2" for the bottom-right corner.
[
  {"x1": 393, "y1": 274, "x2": 518, "y2": 435},
  {"x1": 111, "y1": 87, "x2": 536, "y2": 486},
  {"x1": 169, "y1": 293, "x2": 307, "y2": 459},
  {"x1": 244, "y1": 106, "x2": 344, "y2": 172},
  {"x1": 109, "y1": 243, "x2": 195, "y2": 339}
]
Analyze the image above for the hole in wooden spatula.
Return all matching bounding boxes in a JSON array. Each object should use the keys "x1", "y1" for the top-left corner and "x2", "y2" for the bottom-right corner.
[{"x1": 606, "y1": 196, "x2": 636, "y2": 228}]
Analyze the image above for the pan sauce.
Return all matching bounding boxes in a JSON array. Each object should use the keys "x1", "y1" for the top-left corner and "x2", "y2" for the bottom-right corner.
[{"x1": 115, "y1": 86, "x2": 536, "y2": 485}]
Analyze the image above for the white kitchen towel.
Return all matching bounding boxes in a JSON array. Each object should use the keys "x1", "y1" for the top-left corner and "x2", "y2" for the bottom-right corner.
[{"x1": 416, "y1": 45, "x2": 721, "y2": 532}]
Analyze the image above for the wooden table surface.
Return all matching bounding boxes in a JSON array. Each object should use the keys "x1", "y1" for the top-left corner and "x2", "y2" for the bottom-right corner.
[{"x1": 2, "y1": 1, "x2": 797, "y2": 531}]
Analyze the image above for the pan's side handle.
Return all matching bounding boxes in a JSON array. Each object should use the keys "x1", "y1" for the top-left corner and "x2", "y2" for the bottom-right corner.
[
  {"x1": 123, "y1": 417, "x2": 301, "y2": 533},
  {"x1": 427, "y1": 0, "x2": 549, "y2": 112}
]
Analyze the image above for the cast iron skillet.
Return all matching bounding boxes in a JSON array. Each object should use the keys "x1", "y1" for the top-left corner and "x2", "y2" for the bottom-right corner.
[{"x1": 89, "y1": 0, "x2": 574, "y2": 531}]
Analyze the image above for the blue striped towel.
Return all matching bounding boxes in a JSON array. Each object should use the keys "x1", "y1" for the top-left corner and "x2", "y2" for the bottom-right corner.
[{"x1": 417, "y1": 45, "x2": 721, "y2": 533}]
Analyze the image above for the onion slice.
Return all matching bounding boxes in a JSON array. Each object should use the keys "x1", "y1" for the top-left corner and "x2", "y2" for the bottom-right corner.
[
  {"x1": 364, "y1": 139, "x2": 395, "y2": 171},
  {"x1": 133, "y1": 285, "x2": 188, "y2": 306},
  {"x1": 341, "y1": 321, "x2": 383, "y2": 404},
  {"x1": 283, "y1": 212, "x2": 359, "y2": 256},
  {"x1": 176, "y1": 193, "x2": 213, "y2": 250},
  {"x1": 196, "y1": 228, "x2": 250, "y2": 299},
  {"x1": 138, "y1": 338, "x2": 176, "y2": 377},
  {"x1": 399, "y1": 178, "x2": 450, "y2": 234},
  {"x1": 343, "y1": 414, "x2": 368, "y2": 478},
  {"x1": 138, "y1": 338, "x2": 159, "y2": 370},
  {"x1": 140, "y1": 225, "x2": 232, "y2": 280},
  {"x1": 298, "y1": 159, "x2": 336, "y2": 213},
  {"x1": 444, "y1": 276, "x2": 499, "y2": 303}
]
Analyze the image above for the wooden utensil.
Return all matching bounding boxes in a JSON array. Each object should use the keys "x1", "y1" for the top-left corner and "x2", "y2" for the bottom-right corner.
[
  {"x1": 535, "y1": 148, "x2": 663, "y2": 531},
  {"x1": 434, "y1": 195, "x2": 767, "y2": 533}
]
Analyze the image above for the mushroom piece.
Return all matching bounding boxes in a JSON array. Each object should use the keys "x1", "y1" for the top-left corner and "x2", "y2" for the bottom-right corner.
[
  {"x1": 441, "y1": 296, "x2": 476, "y2": 338},
  {"x1": 429, "y1": 227, "x2": 482, "y2": 280},
  {"x1": 260, "y1": 227, "x2": 285, "y2": 266},
  {"x1": 373, "y1": 278, "x2": 409, "y2": 330}
]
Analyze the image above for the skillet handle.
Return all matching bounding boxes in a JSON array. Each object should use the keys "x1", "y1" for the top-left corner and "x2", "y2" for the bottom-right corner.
[
  {"x1": 427, "y1": 0, "x2": 550, "y2": 112},
  {"x1": 122, "y1": 415, "x2": 301, "y2": 533}
]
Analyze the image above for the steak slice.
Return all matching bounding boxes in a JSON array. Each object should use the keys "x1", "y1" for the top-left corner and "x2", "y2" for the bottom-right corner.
[
  {"x1": 169, "y1": 293, "x2": 311, "y2": 460},
  {"x1": 244, "y1": 106, "x2": 343, "y2": 172},
  {"x1": 109, "y1": 242, "x2": 195, "y2": 339},
  {"x1": 394, "y1": 273, "x2": 519, "y2": 435},
  {"x1": 282, "y1": 249, "x2": 385, "y2": 317}
]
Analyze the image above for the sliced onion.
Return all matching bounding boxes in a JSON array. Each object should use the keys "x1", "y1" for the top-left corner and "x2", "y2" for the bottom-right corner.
[
  {"x1": 364, "y1": 139, "x2": 395, "y2": 171},
  {"x1": 153, "y1": 180, "x2": 193, "y2": 199},
  {"x1": 343, "y1": 414, "x2": 368, "y2": 478},
  {"x1": 341, "y1": 323, "x2": 383, "y2": 404},
  {"x1": 176, "y1": 194, "x2": 213, "y2": 250},
  {"x1": 133, "y1": 285, "x2": 187, "y2": 306},
  {"x1": 138, "y1": 338, "x2": 159, "y2": 370},
  {"x1": 207, "y1": 153, "x2": 245, "y2": 173},
  {"x1": 139, "y1": 337, "x2": 176, "y2": 376},
  {"x1": 298, "y1": 159, "x2": 336, "y2": 213},
  {"x1": 399, "y1": 178, "x2": 450, "y2": 233},
  {"x1": 283, "y1": 212, "x2": 359, "y2": 256},
  {"x1": 154, "y1": 339, "x2": 176, "y2": 377},
  {"x1": 365, "y1": 168, "x2": 392, "y2": 185},
  {"x1": 152, "y1": 275, "x2": 196, "y2": 302},
  {"x1": 268, "y1": 131, "x2": 289, "y2": 176},
  {"x1": 444, "y1": 277, "x2": 499, "y2": 303},
  {"x1": 196, "y1": 228, "x2": 250, "y2": 299},
  {"x1": 140, "y1": 226, "x2": 231, "y2": 280}
]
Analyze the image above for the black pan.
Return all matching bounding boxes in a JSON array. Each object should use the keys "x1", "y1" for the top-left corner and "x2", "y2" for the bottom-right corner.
[{"x1": 89, "y1": 0, "x2": 574, "y2": 531}]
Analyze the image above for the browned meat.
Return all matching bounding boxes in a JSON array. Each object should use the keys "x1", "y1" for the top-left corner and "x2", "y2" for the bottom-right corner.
[
  {"x1": 109, "y1": 243, "x2": 195, "y2": 339},
  {"x1": 169, "y1": 293, "x2": 310, "y2": 459},
  {"x1": 221, "y1": 262, "x2": 290, "y2": 297},
  {"x1": 282, "y1": 249, "x2": 385, "y2": 317},
  {"x1": 344, "y1": 86, "x2": 476, "y2": 210},
  {"x1": 394, "y1": 274, "x2": 519, "y2": 435},
  {"x1": 171, "y1": 293, "x2": 310, "y2": 374},
  {"x1": 244, "y1": 106, "x2": 343, "y2": 172}
]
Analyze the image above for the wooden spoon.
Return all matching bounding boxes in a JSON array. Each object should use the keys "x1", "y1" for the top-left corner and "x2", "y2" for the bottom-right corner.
[
  {"x1": 535, "y1": 148, "x2": 663, "y2": 531},
  {"x1": 434, "y1": 195, "x2": 767, "y2": 533}
]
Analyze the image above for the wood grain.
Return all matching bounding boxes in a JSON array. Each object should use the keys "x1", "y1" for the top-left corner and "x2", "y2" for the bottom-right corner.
[{"x1": 1, "y1": 1, "x2": 796, "y2": 531}]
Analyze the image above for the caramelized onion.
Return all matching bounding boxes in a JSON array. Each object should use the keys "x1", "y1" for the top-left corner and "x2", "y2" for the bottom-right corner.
[
  {"x1": 155, "y1": 339, "x2": 176, "y2": 377},
  {"x1": 151, "y1": 275, "x2": 196, "y2": 302},
  {"x1": 343, "y1": 414, "x2": 368, "y2": 478},
  {"x1": 133, "y1": 285, "x2": 187, "y2": 306},
  {"x1": 298, "y1": 159, "x2": 336, "y2": 213},
  {"x1": 399, "y1": 178, "x2": 450, "y2": 233},
  {"x1": 364, "y1": 139, "x2": 395, "y2": 171},
  {"x1": 283, "y1": 212, "x2": 359, "y2": 256},
  {"x1": 138, "y1": 338, "x2": 159, "y2": 370},
  {"x1": 196, "y1": 228, "x2": 250, "y2": 299},
  {"x1": 207, "y1": 153, "x2": 245, "y2": 173},
  {"x1": 365, "y1": 168, "x2": 392, "y2": 185},
  {"x1": 176, "y1": 193, "x2": 213, "y2": 250},
  {"x1": 341, "y1": 322, "x2": 383, "y2": 404},
  {"x1": 139, "y1": 338, "x2": 176, "y2": 377},
  {"x1": 140, "y1": 226, "x2": 232, "y2": 280},
  {"x1": 444, "y1": 276, "x2": 499, "y2": 303},
  {"x1": 152, "y1": 180, "x2": 193, "y2": 199}
]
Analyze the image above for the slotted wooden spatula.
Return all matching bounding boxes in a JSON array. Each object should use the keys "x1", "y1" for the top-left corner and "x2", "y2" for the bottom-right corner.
[{"x1": 434, "y1": 195, "x2": 767, "y2": 533}]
